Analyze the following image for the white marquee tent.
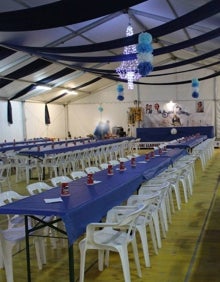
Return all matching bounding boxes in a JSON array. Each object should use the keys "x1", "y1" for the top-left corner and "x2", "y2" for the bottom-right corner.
[{"x1": 0, "y1": 0, "x2": 219, "y2": 141}]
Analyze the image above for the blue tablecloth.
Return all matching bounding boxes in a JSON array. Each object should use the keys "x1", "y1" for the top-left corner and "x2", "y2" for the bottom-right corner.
[
  {"x1": 166, "y1": 135, "x2": 207, "y2": 149},
  {"x1": 18, "y1": 137, "x2": 133, "y2": 158},
  {"x1": 0, "y1": 138, "x2": 92, "y2": 153},
  {"x1": 0, "y1": 149, "x2": 185, "y2": 245},
  {"x1": 136, "y1": 126, "x2": 214, "y2": 142}
]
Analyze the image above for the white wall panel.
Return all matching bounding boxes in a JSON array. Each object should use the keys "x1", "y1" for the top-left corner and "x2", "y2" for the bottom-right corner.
[
  {"x1": 0, "y1": 101, "x2": 23, "y2": 142},
  {"x1": 24, "y1": 103, "x2": 66, "y2": 139}
]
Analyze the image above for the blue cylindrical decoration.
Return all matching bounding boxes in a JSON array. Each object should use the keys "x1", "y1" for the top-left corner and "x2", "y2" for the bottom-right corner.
[
  {"x1": 191, "y1": 78, "x2": 199, "y2": 98},
  {"x1": 117, "y1": 84, "x2": 124, "y2": 101},
  {"x1": 137, "y1": 32, "x2": 153, "y2": 77}
]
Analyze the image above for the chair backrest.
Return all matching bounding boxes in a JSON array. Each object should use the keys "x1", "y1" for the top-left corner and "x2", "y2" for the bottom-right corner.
[
  {"x1": 84, "y1": 166, "x2": 101, "y2": 174},
  {"x1": 70, "y1": 171, "x2": 87, "y2": 180},
  {"x1": 26, "y1": 182, "x2": 53, "y2": 195},
  {"x1": 0, "y1": 190, "x2": 27, "y2": 204},
  {"x1": 139, "y1": 181, "x2": 170, "y2": 195},
  {"x1": 0, "y1": 164, "x2": 11, "y2": 178},
  {"x1": 106, "y1": 204, "x2": 147, "y2": 240},
  {"x1": 50, "y1": 176, "x2": 72, "y2": 187},
  {"x1": 99, "y1": 163, "x2": 109, "y2": 170}
]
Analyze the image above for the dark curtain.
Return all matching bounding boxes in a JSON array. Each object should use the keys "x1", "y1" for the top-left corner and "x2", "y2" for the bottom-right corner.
[
  {"x1": 45, "y1": 104, "x2": 50, "y2": 125},
  {"x1": 7, "y1": 100, "x2": 13, "y2": 124}
]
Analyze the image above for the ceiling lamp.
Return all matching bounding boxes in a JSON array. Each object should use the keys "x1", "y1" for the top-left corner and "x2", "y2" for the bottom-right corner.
[
  {"x1": 116, "y1": 22, "x2": 141, "y2": 90},
  {"x1": 35, "y1": 85, "x2": 52, "y2": 90}
]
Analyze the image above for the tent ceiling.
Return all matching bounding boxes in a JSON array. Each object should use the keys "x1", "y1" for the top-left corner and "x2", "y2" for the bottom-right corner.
[{"x1": 0, "y1": 0, "x2": 219, "y2": 105}]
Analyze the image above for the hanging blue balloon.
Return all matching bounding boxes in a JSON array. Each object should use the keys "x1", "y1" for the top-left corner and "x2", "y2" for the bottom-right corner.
[
  {"x1": 98, "y1": 106, "x2": 103, "y2": 112},
  {"x1": 192, "y1": 91, "x2": 199, "y2": 98},
  {"x1": 117, "y1": 94, "x2": 124, "y2": 101},
  {"x1": 138, "y1": 61, "x2": 153, "y2": 76},
  {"x1": 137, "y1": 43, "x2": 153, "y2": 53},
  {"x1": 117, "y1": 84, "x2": 124, "y2": 92},
  {"x1": 191, "y1": 78, "x2": 199, "y2": 87},
  {"x1": 138, "y1": 32, "x2": 152, "y2": 44}
]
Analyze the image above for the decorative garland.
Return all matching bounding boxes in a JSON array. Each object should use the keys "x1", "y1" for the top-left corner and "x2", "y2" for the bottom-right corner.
[{"x1": 137, "y1": 32, "x2": 154, "y2": 77}]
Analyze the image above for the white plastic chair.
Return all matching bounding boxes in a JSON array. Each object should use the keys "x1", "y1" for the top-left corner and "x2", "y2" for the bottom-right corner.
[
  {"x1": 108, "y1": 159, "x2": 120, "y2": 166},
  {"x1": 84, "y1": 166, "x2": 101, "y2": 174},
  {"x1": 50, "y1": 175, "x2": 72, "y2": 187},
  {"x1": 39, "y1": 154, "x2": 60, "y2": 180},
  {"x1": 26, "y1": 181, "x2": 57, "y2": 253},
  {"x1": 138, "y1": 181, "x2": 171, "y2": 249},
  {"x1": 13, "y1": 155, "x2": 40, "y2": 184},
  {"x1": 0, "y1": 163, "x2": 11, "y2": 192},
  {"x1": 70, "y1": 171, "x2": 87, "y2": 180},
  {"x1": 26, "y1": 181, "x2": 53, "y2": 195},
  {"x1": 99, "y1": 163, "x2": 109, "y2": 170},
  {"x1": 79, "y1": 204, "x2": 146, "y2": 282},
  {"x1": 0, "y1": 191, "x2": 45, "y2": 282},
  {"x1": 127, "y1": 194, "x2": 160, "y2": 266}
]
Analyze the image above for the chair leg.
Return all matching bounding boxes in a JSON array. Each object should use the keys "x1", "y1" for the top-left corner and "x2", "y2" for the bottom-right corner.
[
  {"x1": 152, "y1": 210, "x2": 162, "y2": 248},
  {"x1": 1, "y1": 240, "x2": 14, "y2": 282},
  {"x1": 137, "y1": 226, "x2": 151, "y2": 267},
  {"x1": 149, "y1": 221, "x2": 158, "y2": 255},
  {"x1": 118, "y1": 247, "x2": 132, "y2": 282},
  {"x1": 79, "y1": 240, "x2": 86, "y2": 282},
  {"x1": 131, "y1": 237, "x2": 142, "y2": 278}
]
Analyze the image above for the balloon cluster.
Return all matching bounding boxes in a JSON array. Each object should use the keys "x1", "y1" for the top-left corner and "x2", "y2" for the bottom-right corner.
[
  {"x1": 117, "y1": 84, "x2": 124, "y2": 101},
  {"x1": 192, "y1": 78, "x2": 199, "y2": 98},
  {"x1": 137, "y1": 32, "x2": 154, "y2": 77}
]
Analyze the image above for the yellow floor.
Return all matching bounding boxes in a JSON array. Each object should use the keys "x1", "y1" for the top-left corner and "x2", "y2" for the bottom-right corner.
[{"x1": 1, "y1": 148, "x2": 220, "y2": 282}]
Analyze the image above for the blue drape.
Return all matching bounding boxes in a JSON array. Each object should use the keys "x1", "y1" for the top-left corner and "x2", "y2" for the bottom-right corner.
[
  {"x1": 7, "y1": 101, "x2": 13, "y2": 124},
  {"x1": 45, "y1": 104, "x2": 50, "y2": 125}
]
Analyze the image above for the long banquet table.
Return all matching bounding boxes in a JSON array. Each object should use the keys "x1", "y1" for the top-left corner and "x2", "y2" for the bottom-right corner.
[
  {"x1": 18, "y1": 137, "x2": 134, "y2": 158},
  {"x1": 0, "y1": 148, "x2": 187, "y2": 282},
  {"x1": 166, "y1": 135, "x2": 207, "y2": 151}
]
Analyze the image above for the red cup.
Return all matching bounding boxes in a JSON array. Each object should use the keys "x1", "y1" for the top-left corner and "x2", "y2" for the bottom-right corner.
[
  {"x1": 119, "y1": 161, "x2": 125, "y2": 171},
  {"x1": 131, "y1": 157, "x2": 136, "y2": 167},
  {"x1": 61, "y1": 182, "x2": 70, "y2": 196},
  {"x1": 87, "y1": 173, "x2": 94, "y2": 184},
  {"x1": 108, "y1": 164, "x2": 113, "y2": 175}
]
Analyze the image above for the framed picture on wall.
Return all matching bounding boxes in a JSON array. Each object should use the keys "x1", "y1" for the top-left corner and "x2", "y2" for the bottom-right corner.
[{"x1": 196, "y1": 100, "x2": 204, "y2": 113}]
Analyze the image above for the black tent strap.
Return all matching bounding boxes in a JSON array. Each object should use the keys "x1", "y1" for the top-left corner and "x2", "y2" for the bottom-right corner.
[
  {"x1": 5, "y1": 0, "x2": 220, "y2": 53},
  {"x1": 10, "y1": 68, "x2": 76, "y2": 100},
  {"x1": 57, "y1": 47, "x2": 220, "y2": 75},
  {"x1": 0, "y1": 59, "x2": 51, "y2": 88},
  {"x1": 31, "y1": 27, "x2": 220, "y2": 63},
  {"x1": 0, "y1": 0, "x2": 146, "y2": 31},
  {"x1": 101, "y1": 70, "x2": 220, "y2": 86}
]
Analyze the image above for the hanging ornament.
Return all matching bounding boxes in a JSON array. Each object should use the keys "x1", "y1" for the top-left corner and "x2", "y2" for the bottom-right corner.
[
  {"x1": 191, "y1": 78, "x2": 199, "y2": 98},
  {"x1": 98, "y1": 106, "x2": 103, "y2": 112},
  {"x1": 137, "y1": 32, "x2": 154, "y2": 77},
  {"x1": 117, "y1": 84, "x2": 124, "y2": 101}
]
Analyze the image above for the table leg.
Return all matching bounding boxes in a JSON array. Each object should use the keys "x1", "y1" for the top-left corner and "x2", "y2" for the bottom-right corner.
[
  {"x1": 25, "y1": 216, "x2": 32, "y2": 282},
  {"x1": 68, "y1": 244, "x2": 75, "y2": 282}
]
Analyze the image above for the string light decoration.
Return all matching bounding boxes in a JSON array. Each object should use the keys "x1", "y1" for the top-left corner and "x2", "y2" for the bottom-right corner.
[{"x1": 116, "y1": 23, "x2": 141, "y2": 90}]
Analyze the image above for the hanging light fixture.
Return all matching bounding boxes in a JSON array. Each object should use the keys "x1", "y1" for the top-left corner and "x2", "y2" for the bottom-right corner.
[{"x1": 116, "y1": 22, "x2": 141, "y2": 90}]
